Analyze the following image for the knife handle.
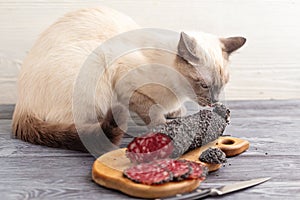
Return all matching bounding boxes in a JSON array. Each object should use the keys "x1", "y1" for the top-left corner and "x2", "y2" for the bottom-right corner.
[{"x1": 162, "y1": 189, "x2": 212, "y2": 200}]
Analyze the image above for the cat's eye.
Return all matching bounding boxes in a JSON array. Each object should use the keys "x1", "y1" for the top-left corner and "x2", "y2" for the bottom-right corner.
[
  {"x1": 200, "y1": 83, "x2": 209, "y2": 89},
  {"x1": 194, "y1": 78, "x2": 209, "y2": 89}
]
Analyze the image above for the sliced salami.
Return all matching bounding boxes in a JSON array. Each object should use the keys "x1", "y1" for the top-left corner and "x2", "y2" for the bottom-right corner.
[
  {"x1": 123, "y1": 162, "x2": 172, "y2": 185},
  {"x1": 126, "y1": 132, "x2": 174, "y2": 163},
  {"x1": 186, "y1": 161, "x2": 208, "y2": 180},
  {"x1": 123, "y1": 159, "x2": 208, "y2": 185},
  {"x1": 155, "y1": 159, "x2": 192, "y2": 181}
]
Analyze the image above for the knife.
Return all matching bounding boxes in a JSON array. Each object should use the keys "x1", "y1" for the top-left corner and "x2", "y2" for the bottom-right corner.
[{"x1": 162, "y1": 177, "x2": 271, "y2": 200}]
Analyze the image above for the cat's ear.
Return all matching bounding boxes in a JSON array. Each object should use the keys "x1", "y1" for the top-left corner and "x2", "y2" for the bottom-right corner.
[
  {"x1": 178, "y1": 32, "x2": 199, "y2": 64},
  {"x1": 220, "y1": 37, "x2": 246, "y2": 54}
]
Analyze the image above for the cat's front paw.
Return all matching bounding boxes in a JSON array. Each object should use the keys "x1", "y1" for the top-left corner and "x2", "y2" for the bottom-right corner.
[{"x1": 101, "y1": 104, "x2": 129, "y2": 145}]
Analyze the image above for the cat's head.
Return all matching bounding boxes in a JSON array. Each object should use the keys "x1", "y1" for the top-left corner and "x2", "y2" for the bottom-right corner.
[{"x1": 176, "y1": 31, "x2": 246, "y2": 106}]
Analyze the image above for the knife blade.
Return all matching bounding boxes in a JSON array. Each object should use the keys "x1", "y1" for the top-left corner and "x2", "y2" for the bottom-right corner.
[{"x1": 161, "y1": 177, "x2": 271, "y2": 200}]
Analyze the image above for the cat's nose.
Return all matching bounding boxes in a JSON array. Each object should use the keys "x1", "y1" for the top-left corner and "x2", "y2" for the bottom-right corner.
[
  {"x1": 212, "y1": 98, "x2": 219, "y2": 104},
  {"x1": 211, "y1": 94, "x2": 219, "y2": 103},
  {"x1": 210, "y1": 88, "x2": 220, "y2": 103}
]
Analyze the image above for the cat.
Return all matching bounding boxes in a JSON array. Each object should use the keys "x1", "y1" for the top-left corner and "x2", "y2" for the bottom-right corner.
[{"x1": 12, "y1": 7, "x2": 246, "y2": 154}]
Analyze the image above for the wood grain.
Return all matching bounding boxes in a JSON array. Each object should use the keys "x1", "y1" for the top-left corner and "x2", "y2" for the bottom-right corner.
[
  {"x1": 0, "y1": 100, "x2": 300, "y2": 199},
  {"x1": 0, "y1": 104, "x2": 14, "y2": 119}
]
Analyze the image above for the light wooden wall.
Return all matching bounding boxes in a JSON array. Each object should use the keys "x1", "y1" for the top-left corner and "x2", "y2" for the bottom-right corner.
[{"x1": 0, "y1": 0, "x2": 299, "y2": 104}]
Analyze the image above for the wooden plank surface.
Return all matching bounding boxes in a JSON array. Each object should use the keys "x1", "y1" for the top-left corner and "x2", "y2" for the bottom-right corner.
[
  {"x1": 0, "y1": 100, "x2": 300, "y2": 199},
  {"x1": 0, "y1": 104, "x2": 14, "y2": 119}
]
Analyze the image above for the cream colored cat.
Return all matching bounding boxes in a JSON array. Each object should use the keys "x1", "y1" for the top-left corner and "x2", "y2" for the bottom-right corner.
[{"x1": 12, "y1": 7, "x2": 246, "y2": 153}]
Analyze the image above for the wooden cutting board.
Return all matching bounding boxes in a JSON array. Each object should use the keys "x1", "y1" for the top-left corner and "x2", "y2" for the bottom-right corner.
[{"x1": 92, "y1": 136, "x2": 249, "y2": 199}]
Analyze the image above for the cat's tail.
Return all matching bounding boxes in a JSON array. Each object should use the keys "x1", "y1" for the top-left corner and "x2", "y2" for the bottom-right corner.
[{"x1": 12, "y1": 105, "x2": 128, "y2": 154}]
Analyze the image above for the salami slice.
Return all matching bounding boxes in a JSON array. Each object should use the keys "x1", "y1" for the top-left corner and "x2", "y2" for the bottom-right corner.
[
  {"x1": 186, "y1": 161, "x2": 208, "y2": 180},
  {"x1": 123, "y1": 159, "x2": 208, "y2": 185},
  {"x1": 155, "y1": 159, "x2": 192, "y2": 181},
  {"x1": 123, "y1": 162, "x2": 172, "y2": 185},
  {"x1": 126, "y1": 132, "x2": 174, "y2": 163}
]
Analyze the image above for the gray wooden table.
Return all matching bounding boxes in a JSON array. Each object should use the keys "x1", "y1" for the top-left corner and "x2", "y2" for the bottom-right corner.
[{"x1": 1, "y1": 100, "x2": 299, "y2": 200}]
